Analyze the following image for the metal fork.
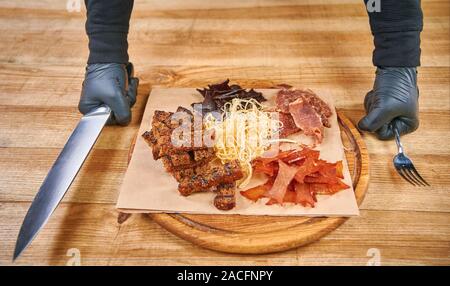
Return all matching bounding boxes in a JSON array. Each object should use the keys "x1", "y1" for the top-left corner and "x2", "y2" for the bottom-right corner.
[{"x1": 392, "y1": 125, "x2": 430, "y2": 186}]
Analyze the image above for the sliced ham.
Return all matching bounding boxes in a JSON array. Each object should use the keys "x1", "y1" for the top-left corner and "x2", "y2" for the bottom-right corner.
[
  {"x1": 276, "y1": 89, "x2": 301, "y2": 113},
  {"x1": 264, "y1": 160, "x2": 299, "y2": 204},
  {"x1": 278, "y1": 112, "x2": 300, "y2": 137},
  {"x1": 276, "y1": 88, "x2": 332, "y2": 128},
  {"x1": 289, "y1": 97, "x2": 324, "y2": 144},
  {"x1": 301, "y1": 90, "x2": 332, "y2": 128}
]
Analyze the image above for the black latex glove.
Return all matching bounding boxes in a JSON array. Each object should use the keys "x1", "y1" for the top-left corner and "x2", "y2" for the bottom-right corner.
[
  {"x1": 358, "y1": 67, "x2": 419, "y2": 140},
  {"x1": 79, "y1": 62, "x2": 139, "y2": 125}
]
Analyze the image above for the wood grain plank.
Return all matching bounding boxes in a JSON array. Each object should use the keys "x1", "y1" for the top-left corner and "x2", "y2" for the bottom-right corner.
[
  {"x1": 0, "y1": 0, "x2": 446, "y2": 18},
  {"x1": 0, "y1": 0, "x2": 448, "y2": 265},
  {"x1": 1, "y1": 108, "x2": 448, "y2": 154},
  {"x1": 0, "y1": 3, "x2": 447, "y2": 67},
  {"x1": 0, "y1": 147, "x2": 129, "y2": 203},
  {"x1": 0, "y1": 66, "x2": 448, "y2": 112},
  {"x1": 1, "y1": 202, "x2": 448, "y2": 265},
  {"x1": 1, "y1": 146, "x2": 448, "y2": 212}
]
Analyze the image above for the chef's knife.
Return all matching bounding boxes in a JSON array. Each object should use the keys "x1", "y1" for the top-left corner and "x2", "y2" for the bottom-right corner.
[{"x1": 13, "y1": 105, "x2": 111, "y2": 261}]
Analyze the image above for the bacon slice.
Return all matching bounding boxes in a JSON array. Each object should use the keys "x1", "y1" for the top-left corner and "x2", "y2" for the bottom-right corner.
[
  {"x1": 304, "y1": 175, "x2": 338, "y2": 184},
  {"x1": 265, "y1": 160, "x2": 299, "y2": 204},
  {"x1": 242, "y1": 146, "x2": 349, "y2": 208},
  {"x1": 294, "y1": 183, "x2": 316, "y2": 207},
  {"x1": 326, "y1": 180, "x2": 350, "y2": 194},
  {"x1": 240, "y1": 184, "x2": 268, "y2": 202},
  {"x1": 311, "y1": 180, "x2": 349, "y2": 195},
  {"x1": 289, "y1": 98, "x2": 324, "y2": 144},
  {"x1": 252, "y1": 160, "x2": 278, "y2": 177},
  {"x1": 240, "y1": 178, "x2": 274, "y2": 201},
  {"x1": 240, "y1": 185, "x2": 266, "y2": 202},
  {"x1": 257, "y1": 148, "x2": 319, "y2": 166},
  {"x1": 266, "y1": 191, "x2": 296, "y2": 205},
  {"x1": 287, "y1": 148, "x2": 320, "y2": 164},
  {"x1": 266, "y1": 182, "x2": 296, "y2": 205},
  {"x1": 336, "y1": 161, "x2": 344, "y2": 179},
  {"x1": 257, "y1": 149, "x2": 297, "y2": 165},
  {"x1": 294, "y1": 156, "x2": 320, "y2": 183}
]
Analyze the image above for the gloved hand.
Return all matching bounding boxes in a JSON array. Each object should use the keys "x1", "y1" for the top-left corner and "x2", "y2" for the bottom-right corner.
[
  {"x1": 78, "y1": 62, "x2": 139, "y2": 125},
  {"x1": 358, "y1": 67, "x2": 419, "y2": 140}
]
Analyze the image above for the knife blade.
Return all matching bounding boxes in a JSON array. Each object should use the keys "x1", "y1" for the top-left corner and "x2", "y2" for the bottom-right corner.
[{"x1": 13, "y1": 105, "x2": 111, "y2": 261}]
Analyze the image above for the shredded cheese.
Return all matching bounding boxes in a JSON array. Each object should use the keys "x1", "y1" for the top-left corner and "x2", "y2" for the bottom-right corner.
[{"x1": 204, "y1": 98, "x2": 283, "y2": 187}]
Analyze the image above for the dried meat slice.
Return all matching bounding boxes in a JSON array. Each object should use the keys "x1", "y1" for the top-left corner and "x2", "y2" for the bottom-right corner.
[
  {"x1": 240, "y1": 177, "x2": 274, "y2": 202},
  {"x1": 256, "y1": 149, "x2": 295, "y2": 165},
  {"x1": 266, "y1": 182, "x2": 296, "y2": 205},
  {"x1": 327, "y1": 180, "x2": 350, "y2": 194},
  {"x1": 278, "y1": 112, "x2": 300, "y2": 138},
  {"x1": 178, "y1": 161, "x2": 243, "y2": 196},
  {"x1": 304, "y1": 175, "x2": 338, "y2": 184},
  {"x1": 243, "y1": 147, "x2": 349, "y2": 208},
  {"x1": 311, "y1": 180, "x2": 349, "y2": 195},
  {"x1": 294, "y1": 183, "x2": 316, "y2": 207},
  {"x1": 301, "y1": 90, "x2": 332, "y2": 127},
  {"x1": 282, "y1": 148, "x2": 320, "y2": 165},
  {"x1": 240, "y1": 185, "x2": 268, "y2": 202},
  {"x1": 276, "y1": 88, "x2": 332, "y2": 127},
  {"x1": 252, "y1": 160, "x2": 278, "y2": 177},
  {"x1": 293, "y1": 156, "x2": 320, "y2": 183},
  {"x1": 289, "y1": 98, "x2": 324, "y2": 144},
  {"x1": 276, "y1": 89, "x2": 301, "y2": 113},
  {"x1": 265, "y1": 160, "x2": 299, "y2": 204},
  {"x1": 336, "y1": 161, "x2": 344, "y2": 179},
  {"x1": 266, "y1": 191, "x2": 297, "y2": 205}
]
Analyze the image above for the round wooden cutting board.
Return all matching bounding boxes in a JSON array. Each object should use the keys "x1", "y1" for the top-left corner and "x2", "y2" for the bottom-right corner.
[{"x1": 128, "y1": 112, "x2": 369, "y2": 254}]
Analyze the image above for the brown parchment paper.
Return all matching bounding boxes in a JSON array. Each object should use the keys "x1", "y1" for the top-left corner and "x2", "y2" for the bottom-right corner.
[{"x1": 116, "y1": 88, "x2": 359, "y2": 216}]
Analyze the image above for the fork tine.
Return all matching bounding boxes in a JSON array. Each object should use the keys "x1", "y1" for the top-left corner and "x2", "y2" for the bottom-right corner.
[
  {"x1": 396, "y1": 167, "x2": 417, "y2": 186},
  {"x1": 404, "y1": 167, "x2": 425, "y2": 186},
  {"x1": 410, "y1": 165, "x2": 430, "y2": 186},
  {"x1": 401, "y1": 168, "x2": 419, "y2": 186}
]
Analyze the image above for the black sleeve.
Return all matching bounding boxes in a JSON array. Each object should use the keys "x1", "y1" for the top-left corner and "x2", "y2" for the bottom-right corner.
[
  {"x1": 85, "y1": 0, "x2": 134, "y2": 64},
  {"x1": 364, "y1": 0, "x2": 423, "y2": 67}
]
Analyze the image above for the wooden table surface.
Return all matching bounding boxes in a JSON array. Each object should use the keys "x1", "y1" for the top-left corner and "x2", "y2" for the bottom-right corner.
[{"x1": 0, "y1": 0, "x2": 449, "y2": 266}]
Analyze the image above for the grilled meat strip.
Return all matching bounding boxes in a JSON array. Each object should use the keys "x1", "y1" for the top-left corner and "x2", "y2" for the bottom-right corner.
[
  {"x1": 142, "y1": 109, "x2": 212, "y2": 160},
  {"x1": 171, "y1": 164, "x2": 211, "y2": 183},
  {"x1": 143, "y1": 107, "x2": 242, "y2": 210},
  {"x1": 214, "y1": 183, "x2": 236, "y2": 211},
  {"x1": 178, "y1": 161, "x2": 243, "y2": 196},
  {"x1": 161, "y1": 149, "x2": 215, "y2": 172}
]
